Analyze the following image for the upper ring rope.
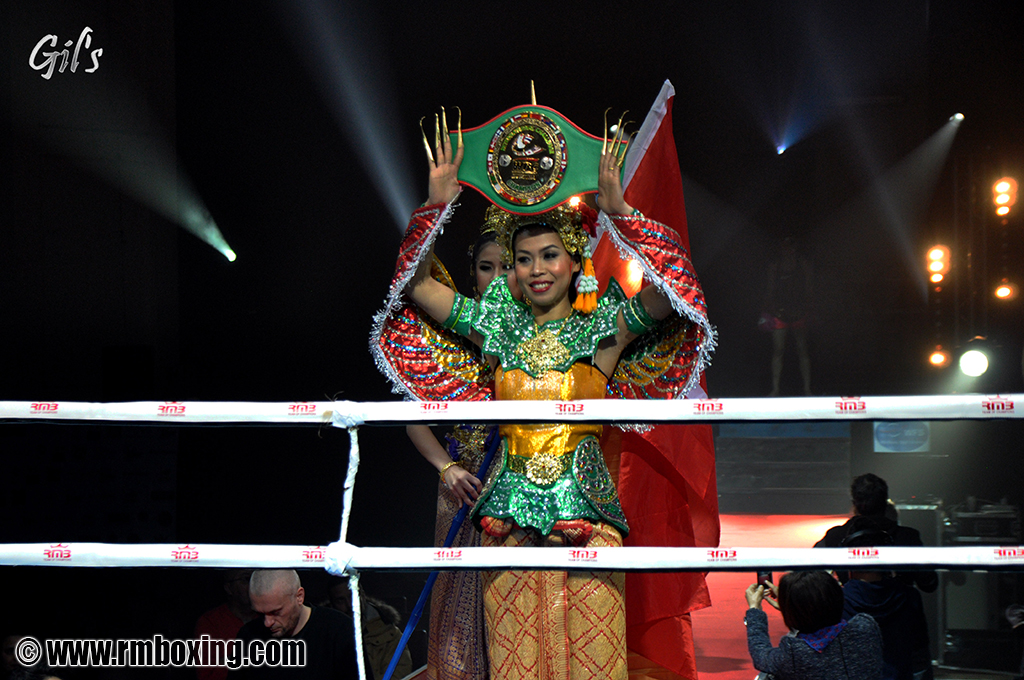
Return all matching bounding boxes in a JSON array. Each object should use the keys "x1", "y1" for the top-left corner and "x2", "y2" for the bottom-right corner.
[{"x1": 0, "y1": 394, "x2": 1019, "y2": 425}]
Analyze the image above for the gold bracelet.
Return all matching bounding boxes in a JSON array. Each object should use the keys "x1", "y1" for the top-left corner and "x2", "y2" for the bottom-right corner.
[{"x1": 439, "y1": 460, "x2": 461, "y2": 481}]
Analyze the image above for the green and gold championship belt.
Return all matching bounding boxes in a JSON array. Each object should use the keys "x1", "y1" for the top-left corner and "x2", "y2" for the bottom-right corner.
[{"x1": 454, "y1": 105, "x2": 625, "y2": 214}]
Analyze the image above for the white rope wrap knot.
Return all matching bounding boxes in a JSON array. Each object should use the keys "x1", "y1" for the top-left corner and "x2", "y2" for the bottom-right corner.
[
  {"x1": 330, "y1": 402, "x2": 367, "y2": 429},
  {"x1": 324, "y1": 541, "x2": 357, "y2": 576}
]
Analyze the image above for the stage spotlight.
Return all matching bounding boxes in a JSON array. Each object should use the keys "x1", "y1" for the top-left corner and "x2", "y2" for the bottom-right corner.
[
  {"x1": 928, "y1": 346, "x2": 950, "y2": 368},
  {"x1": 959, "y1": 350, "x2": 989, "y2": 377},
  {"x1": 994, "y1": 280, "x2": 1017, "y2": 300},
  {"x1": 958, "y1": 337, "x2": 990, "y2": 377},
  {"x1": 926, "y1": 245, "x2": 950, "y2": 281},
  {"x1": 950, "y1": 113, "x2": 964, "y2": 122},
  {"x1": 993, "y1": 177, "x2": 1017, "y2": 216},
  {"x1": 776, "y1": 145, "x2": 786, "y2": 155}
]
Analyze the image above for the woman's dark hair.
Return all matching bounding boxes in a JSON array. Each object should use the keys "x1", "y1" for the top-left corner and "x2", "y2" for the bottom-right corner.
[
  {"x1": 777, "y1": 571, "x2": 844, "y2": 633},
  {"x1": 850, "y1": 473, "x2": 889, "y2": 516},
  {"x1": 470, "y1": 232, "x2": 499, "y2": 270},
  {"x1": 468, "y1": 231, "x2": 499, "y2": 293}
]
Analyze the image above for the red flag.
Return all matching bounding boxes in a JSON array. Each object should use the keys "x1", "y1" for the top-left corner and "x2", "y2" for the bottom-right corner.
[{"x1": 597, "y1": 81, "x2": 720, "y2": 679}]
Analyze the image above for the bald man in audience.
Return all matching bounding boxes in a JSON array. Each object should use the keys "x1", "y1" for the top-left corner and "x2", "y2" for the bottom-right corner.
[{"x1": 235, "y1": 570, "x2": 356, "y2": 678}]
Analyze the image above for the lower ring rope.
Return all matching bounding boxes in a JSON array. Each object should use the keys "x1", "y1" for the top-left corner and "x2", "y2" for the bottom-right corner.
[{"x1": 2, "y1": 543, "x2": 1022, "y2": 571}]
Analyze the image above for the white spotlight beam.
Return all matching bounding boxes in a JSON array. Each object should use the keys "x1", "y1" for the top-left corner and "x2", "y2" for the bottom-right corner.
[
  {"x1": 274, "y1": 0, "x2": 418, "y2": 231},
  {"x1": 11, "y1": 62, "x2": 234, "y2": 261}
]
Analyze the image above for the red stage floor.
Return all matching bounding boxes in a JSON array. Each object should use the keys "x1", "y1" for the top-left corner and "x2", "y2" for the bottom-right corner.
[{"x1": 690, "y1": 513, "x2": 848, "y2": 680}]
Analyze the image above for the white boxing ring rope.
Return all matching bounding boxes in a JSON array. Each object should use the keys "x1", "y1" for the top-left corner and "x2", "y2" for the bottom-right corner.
[
  {"x1": 4, "y1": 543, "x2": 1024, "y2": 572},
  {"x1": 2, "y1": 394, "x2": 1022, "y2": 679},
  {"x1": 1, "y1": 393, "x2": 1020, "y2": 425}
]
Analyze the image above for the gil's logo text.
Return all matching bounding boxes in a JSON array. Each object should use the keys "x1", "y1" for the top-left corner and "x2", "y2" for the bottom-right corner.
[{"x1": 30, "y1": 27, "x2": 103, "y2": 80}]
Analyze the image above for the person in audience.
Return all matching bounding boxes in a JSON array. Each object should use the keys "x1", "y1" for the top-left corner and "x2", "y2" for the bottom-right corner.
[
  {"x1": 815, "y1": 473, "x2": 937, "y2": 592},
  {"x1": 236, "y1": 570, "x2": 355, "y2": 678},
  {"x1": 744, "y1": 570, "x2": 883, "y2": 680},
  {"x1": 840, "y1": 531, "x2": 932, "y2": 680},
  {"x1": 195, "y1": 569, "x2": 256, "y2": 680},
  {"x1": 327, "y1": 579, "x2": 412, "y2": 680}
]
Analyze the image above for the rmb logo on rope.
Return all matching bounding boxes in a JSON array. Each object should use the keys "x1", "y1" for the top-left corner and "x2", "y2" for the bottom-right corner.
[
  {"x1": 29, "y1": 27, "x2": 103, "y2": 80},
  {"x1": 982, "y1": 396, "x2": 1015, "y2": 413},
  {"x1": 434, "y1": 549, "x2": 462, "y2": 561},
  {"x1": 288, "y1": 403, "x2": 317, "y2": 416},
  {"x1": 171, "y1": 545, "x2": 200, "y2": 561},
  {"x1": 420, "y1": 402, "x2": 448, "y2": 412},
  {"x1": 30, "y1": 402, "x2": 59, "y2": 413},
  {"x1": 707, "y1": 549, "x2": 737, "y2": 562},
  {"x1": 836, "y1": 397, "x2": 867, "y2": 413},
  {"x1": 158, "y1": 403, "x2": 186, "y2": 416},
  {"x1": 693, "y1": 400, "x2": 723, "y2": 414},
  {"x1": 994, "y1": 547, "x2": 1024, "y2": 560},
  {"x1": 43, "y1": 544, "x2": 72, "y2": 561},
  {"x1": 555, "y1": 403, "x2": 584, "y2": 415},
  {"x1": 569, "y1": 549, "x2": 598, "y2": 562},
  {"x1": 302, "y1": 547, "x2": 326, "y2": 562},
  {"x1": 848, "y1": 547, "x2": 880, "y2": 559}
]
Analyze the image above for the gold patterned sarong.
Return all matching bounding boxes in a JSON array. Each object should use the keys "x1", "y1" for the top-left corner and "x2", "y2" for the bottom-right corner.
[
  {"x1": 482, "y1": 522, "x2": 626, "y2": 680},
  {"x1": 428, "y1": 426, "x2": 489, "y2": 680}
]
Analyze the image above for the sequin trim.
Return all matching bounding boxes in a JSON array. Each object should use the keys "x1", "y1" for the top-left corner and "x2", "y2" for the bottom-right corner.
[{"x1": 472, "y1": 277, "x2": 627, "y2": 378}]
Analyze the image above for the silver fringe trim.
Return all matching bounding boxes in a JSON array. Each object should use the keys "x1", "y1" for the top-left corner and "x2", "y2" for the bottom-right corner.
[
  {"x1": 368, "y1": 200, "x2": 459, "y2": 402},
  {"x1": 597, "y1": 211, "x2": 718, "y2": 401}
]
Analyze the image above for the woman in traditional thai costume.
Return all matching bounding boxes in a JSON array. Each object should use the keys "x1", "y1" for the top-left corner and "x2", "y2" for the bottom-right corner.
[
  {"x1": 405, "y1": 227, "x2": 518, "y2": 680},
  {"x1": 372, "y1": 115, "x2": 713, "y2": 680}
]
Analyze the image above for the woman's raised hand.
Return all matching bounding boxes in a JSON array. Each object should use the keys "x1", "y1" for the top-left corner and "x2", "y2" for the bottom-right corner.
[
  {"x1": 596, "y1": 109, "x2": 634, "y2": 216},
  {"x1": 424, "y1": 107, "x2": 464, "y2": 206}
]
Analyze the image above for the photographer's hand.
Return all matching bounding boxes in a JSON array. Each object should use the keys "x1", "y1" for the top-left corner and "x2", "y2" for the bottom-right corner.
[{"x1": 745, "y1": 584, "x2": 765, "y2": 610}]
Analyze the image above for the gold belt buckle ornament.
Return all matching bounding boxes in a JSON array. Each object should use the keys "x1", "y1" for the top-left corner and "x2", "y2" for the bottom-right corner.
[{"x1": 525, "y1": 451, "x2": 563, "y2": 486}]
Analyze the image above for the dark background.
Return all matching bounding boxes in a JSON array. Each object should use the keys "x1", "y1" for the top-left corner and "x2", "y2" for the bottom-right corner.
[{"x1": 2, "y1": 0, "x2": 1023, "y2": 672}]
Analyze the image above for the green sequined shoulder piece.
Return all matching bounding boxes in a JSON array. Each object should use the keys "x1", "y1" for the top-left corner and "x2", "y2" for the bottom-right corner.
[{"x1": 473, "y1": 277, "x2": 628, "y2": 377}]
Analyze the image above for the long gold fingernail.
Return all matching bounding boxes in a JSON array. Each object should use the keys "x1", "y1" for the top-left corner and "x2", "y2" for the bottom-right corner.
[
  {"x1": 620, "y1": 130, "x2": 638, "y2": 166},
  {"x1": 434, "y1": 113, "x2": 441, "y2": 151},
  {"x1": 455, "y1": 106, "x2": 463, "y2": 148},
  {"x1": 441, "y1": 106, "x2": 449, "y2": 144},
  {"x1": 611, "y1": 112, "x2": 628, "y2": 158},
  {"x1": 617, "y1": 124, "x2": 634, "y2": 162},
  {"x1": 419, "y1": 117, "x2": 435, "y2": 163}
]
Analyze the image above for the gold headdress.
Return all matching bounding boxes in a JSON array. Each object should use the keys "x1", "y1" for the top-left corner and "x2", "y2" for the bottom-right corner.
[{"x1": 487, "y1": 201, "x2": 600, "y2": 313}]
